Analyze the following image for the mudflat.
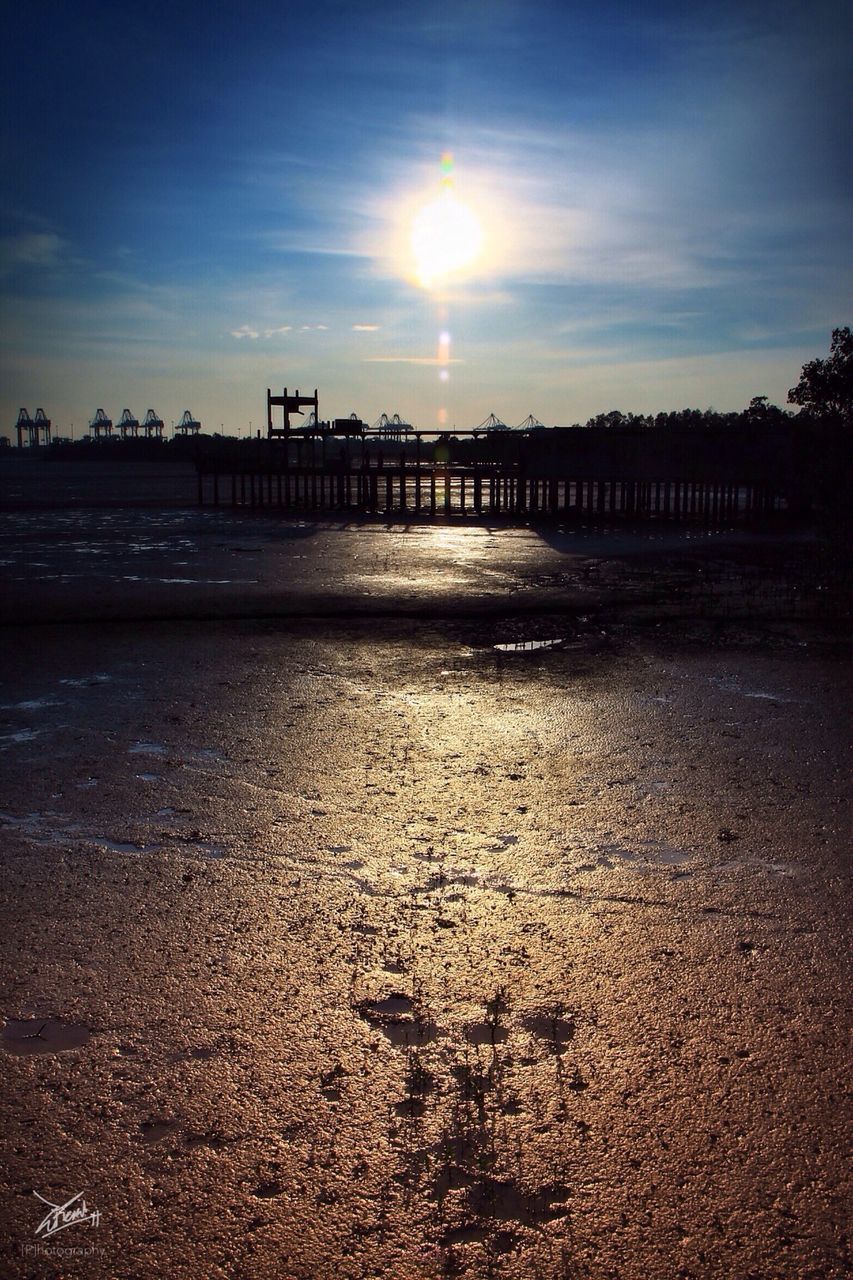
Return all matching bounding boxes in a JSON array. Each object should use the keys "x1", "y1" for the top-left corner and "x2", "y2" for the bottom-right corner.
[{"x1": 0, "y1": 477, "x2": 849, "y2": 1279}]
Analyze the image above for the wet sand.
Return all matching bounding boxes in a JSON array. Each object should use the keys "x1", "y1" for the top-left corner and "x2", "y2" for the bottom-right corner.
[{"x1": 0, "y1": 492, "x2": 850, "y2": 1278}]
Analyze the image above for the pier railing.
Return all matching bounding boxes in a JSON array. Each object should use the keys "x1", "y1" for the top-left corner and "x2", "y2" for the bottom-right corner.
[
  {"x1": 196, "y1": 456, "x2": 785, "y2": 523},
  {"x1": 194, "y1": 424, "x2": 801, "y2": 523}
]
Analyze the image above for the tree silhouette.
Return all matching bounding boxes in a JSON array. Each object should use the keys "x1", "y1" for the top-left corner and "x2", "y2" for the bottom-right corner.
[
  {"x1": 788, "y1": 327, "x2": 853, "y2": 422},
  {"x1": 744, "y1": 395, "x2": 788, "y2": 424}
]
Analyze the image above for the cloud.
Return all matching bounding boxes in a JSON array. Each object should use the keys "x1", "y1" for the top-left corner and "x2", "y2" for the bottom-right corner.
[
  {"x1": 365, "y1": 356, "x2": 465, "y2": 365},
  {"x1": 0, "y1": 232, "x2": 67, "y2": 274},
  {"x1": 352, "y1": 323, "x2": 380, "y2": 331},
  {"x1": 233, "y1": 227, "x2": 373, "y2": 260},
  {"x1": 231, "y1": 322, "x2": 329, "y2": 339}
]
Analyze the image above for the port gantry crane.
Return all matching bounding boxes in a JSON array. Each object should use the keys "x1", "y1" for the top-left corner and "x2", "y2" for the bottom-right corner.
[
  {"x1": 15, "y1": 408, "x2": 33, "y2": 448},
  {"x1": 175, "y1": 410, "x2": 201, "y2": 436},
  {"x1": 117, "y1": 409, "x2": 139, "y2": 439},
  {"x1": 89, "y1": 409, "x2": 113, "y2": 439},
  {"x1": 141, "y1": 409, "x2": 164, "y2": 438},
  {"x1": 14, "y1": 408, "x2": 51, "y2": 448},
  {"x1": 473, "y1": 413, "x2": 544, "y2": 433},
  {"x1": 374, "y1": 412, "x2": 412, "y2": 442}
]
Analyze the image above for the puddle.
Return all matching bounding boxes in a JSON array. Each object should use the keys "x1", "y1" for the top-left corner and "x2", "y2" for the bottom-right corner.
[
  {"x1": 2, "y1": 1018, "x2": 92, "y2": 1055},
  {"x1": 723, "y1": 858, "x2": 800, "y2": 879},
  {"x1": 59, "y1": 675, "x2": 112, "y2": 687},
  {"x1": 630, "y1": 839, "x2": 691, "y2": 866},
  {"x1": 186, "y1": 841, "x2": 227, "y2": 859},
  {"x1": 1, "y1": 698, "x2": 61, "y2": 711},
  {"x1": 88, "y1": 837, "x2": 152, "y2": 856},
  {"x1": 135, "y1": 772, "x2": 162, "y2": 783},
  {"x1": 581, "y1": 838, "x2": 691, "y2": 869},
  {"x1": 494, "y1": 638, "x2": 564, "y2": 653},
  {"x1": 710, "y1": 677, "x2": 793, "y2": 703},
  {"x1": 355, "y1": 993, "x2": 437, "y2": 1045},
  {"x1": 360, "y1": 994, "x2": 414, "y2": 1019},
  {"x1": 0, "y1": 808, "x2": 224, "y2": 861},
  {"x1": 139, "y1": 1119, "x2": 179, "y2": 1145},
  {"x1": 0, "y1": 729, "x2": 42, "y2": 745},
  {"x1": 0, "y1": 810, "x2": 82, "y2": 846},
  {"x1": 129, "y1": 742, "x2": 167, "y2": 756}
]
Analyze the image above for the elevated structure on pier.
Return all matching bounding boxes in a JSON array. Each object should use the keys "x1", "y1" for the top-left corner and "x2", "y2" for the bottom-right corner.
[
  {"x1": 267, "y1": 386, "x2": 318, "y2": 438},
  {"x1": 117, "y1": 409, "x2": 139, "y2": 439},
  {"x1": 90, "y1": 409, "x2": 112, "y2": 439},
  {"x1": 303, "y1": 413, "x2": 369, "y2": 436},
  {"x1": 477, "y1": 412, "x2": 507, "y2": 432},
  {"x1": 142, "y1": 409, "x2": 164, "y2": 438},
  {"x1": 176, "y1": 410, "x2": 201, "y2": 435},
  {"x1": 330, "y1": 412, "x2": 367, "y2": 436},
  {"x1": 515, "y1": 414, "x2": 545, "y2": 430},
  {"x1": 15, "y1": 407, "x2": 51, "y2": 448}
]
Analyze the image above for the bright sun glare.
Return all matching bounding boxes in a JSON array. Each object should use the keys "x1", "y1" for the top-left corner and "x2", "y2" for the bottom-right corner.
[{"x1": 409, "y1": 165, "x2": 485, "y2": 289}]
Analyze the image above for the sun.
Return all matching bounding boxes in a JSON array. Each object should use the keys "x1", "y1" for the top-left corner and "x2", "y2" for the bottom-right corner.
[{"x1": 410, "y1": 189, "x2": 484, "y2": 289}]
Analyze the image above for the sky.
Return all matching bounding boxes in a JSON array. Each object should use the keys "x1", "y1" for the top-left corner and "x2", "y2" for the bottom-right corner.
[{"x1": 1, "y1": 0, "x2": 850, "y2": 437}]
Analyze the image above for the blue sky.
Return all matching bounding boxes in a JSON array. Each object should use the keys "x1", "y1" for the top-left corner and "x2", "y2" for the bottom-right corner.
[{"x1": 2, "y1": 0, "x2": 850, "y2": 436}]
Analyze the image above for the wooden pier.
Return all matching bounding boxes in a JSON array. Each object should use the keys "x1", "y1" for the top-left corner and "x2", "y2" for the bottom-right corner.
[
  {"x1": 194, "y1": 420, "x2": 804, "y2": 523},
  {"x1": 196, "y1": 451, "x2": 785, "y2": 523}
]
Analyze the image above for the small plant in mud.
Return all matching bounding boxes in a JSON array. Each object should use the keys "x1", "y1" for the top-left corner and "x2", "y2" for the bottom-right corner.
[
  {"x1": 319, "y1": 1062, "x2": 347, "y2": 1100},
  {"x1": 403, "y1": 1052, "x2": 435, "y2": 1108},
  {"x1": 485, "y1": 985, "x2": 509, "y2": 1027}
]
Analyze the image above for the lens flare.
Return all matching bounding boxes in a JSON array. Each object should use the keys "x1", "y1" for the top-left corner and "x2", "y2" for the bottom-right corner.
[{"x1": 410, "y1": 192, "x2": 484, "y2": 288}]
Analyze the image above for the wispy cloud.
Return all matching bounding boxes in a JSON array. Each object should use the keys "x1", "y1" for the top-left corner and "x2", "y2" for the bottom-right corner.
[
  {"x1": 365, "y1": 356, "x2": 465, "y2": 365},
  {"x1": 0, "y1": 232, "x2": 67, "y2": 274},
  {"x1": 352, "y1": 323, "x2": 380, "y2": 331},
  {"x1": 234, "y1": 227, "x2": 373, "y2": 260},
  {"x1": 230, "y1": 322, "x2": 329, "y2": 340}
]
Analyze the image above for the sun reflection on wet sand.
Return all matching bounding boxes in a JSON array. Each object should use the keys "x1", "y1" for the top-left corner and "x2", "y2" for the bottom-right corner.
[{"x1": 0, "y1": 514, "x2": 848, "y2": 1277}]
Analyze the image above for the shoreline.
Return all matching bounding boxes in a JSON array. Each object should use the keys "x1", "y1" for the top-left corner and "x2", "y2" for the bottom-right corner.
[{"x1": 0, "y1": 491, "x2": 849, "y2": 1279}]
